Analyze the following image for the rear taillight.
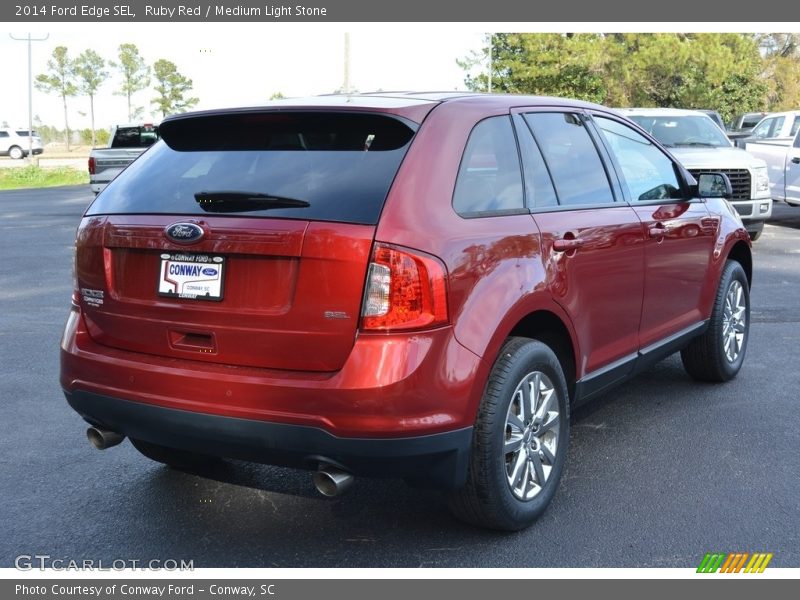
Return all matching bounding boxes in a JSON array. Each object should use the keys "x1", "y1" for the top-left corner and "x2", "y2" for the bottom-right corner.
[
  {"x1": 360, "y1": 243, "x2": 448, "y2": 332},
  {"x1": 88, "y1": 156, "x2": 95, "y2": 175}
]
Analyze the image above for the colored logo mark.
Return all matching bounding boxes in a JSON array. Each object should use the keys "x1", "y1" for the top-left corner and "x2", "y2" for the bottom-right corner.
[{"x1": 697, "y1": 552, "x2": 773, "y2": 573}]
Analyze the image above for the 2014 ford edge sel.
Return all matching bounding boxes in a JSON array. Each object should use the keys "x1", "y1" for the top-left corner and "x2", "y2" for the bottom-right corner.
[{"x1": 61, "y1": 93, "x2": 752, "y2": 530}]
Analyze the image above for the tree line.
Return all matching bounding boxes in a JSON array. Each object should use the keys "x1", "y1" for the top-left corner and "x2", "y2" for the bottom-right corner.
[
  {"x1": 459, "y1": 33, "x2": 800, "y2": 123},
  {"x1": 35, "y1": 43, "x2": 198, "y2": 150}
]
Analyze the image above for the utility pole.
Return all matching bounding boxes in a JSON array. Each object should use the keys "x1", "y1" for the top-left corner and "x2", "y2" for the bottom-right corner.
[
  {"x1": 343, "y1": 32, "x2": 351, "y2": 94},
  {"x1": 9, "y1": 33, "x2": 49, "y2": 165},
  {"x1": 488, "y1": 33, "x2": 493, "y2": 94}
]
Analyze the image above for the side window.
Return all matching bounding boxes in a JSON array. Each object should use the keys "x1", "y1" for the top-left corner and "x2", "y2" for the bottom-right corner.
[
  {"x1": 0, "y1": 131, "x2": 9, "y2": 138},
  {"x1": 594, "y1": 116, "x2": 683, "y2": 202},
  {"x1": 771, "y1": 116, "x2": 786, "y2": 136},
  {"x1": 751, "y1": 118, "x2": 772, "y2": 138},
  {"x1": 754, "y1": 117, "x2": 783, "y2": 138},
  {"x1": 513, "y1": 115, "x2": 558, "y2": 209},
  {"x1": 791, "y1": 119, "x2": 800, "y2": 137},
  {"x1": 523, "y1": 112, "x2": 614, "y2": 207},
  {"x1": 794, "y1": 132, "x2": 800, "y2": 149},
  {"x1": 453, "y1": 116, "x2": 524, "y2": 216}
]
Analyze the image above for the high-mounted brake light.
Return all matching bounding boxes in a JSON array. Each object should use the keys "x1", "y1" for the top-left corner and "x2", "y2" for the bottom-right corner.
[{"x1": 360, "y1": 243, "x2": 448, "y2": 332}]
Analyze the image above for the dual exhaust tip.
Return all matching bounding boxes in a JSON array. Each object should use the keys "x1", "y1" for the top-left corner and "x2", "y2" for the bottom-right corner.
[
  {"x1": 86, "y1": 426, "x2": 125, "y2": 450},
  {"x1": 312, "y1": 466, "x2": 354, "y2": 497},
  {"x1": 86, "y1": 426, "x2": 354, "y2": 497}
]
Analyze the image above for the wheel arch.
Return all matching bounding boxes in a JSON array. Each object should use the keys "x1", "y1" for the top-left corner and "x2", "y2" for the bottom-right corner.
[
  {"x1": 727, "y1": 240, "x2": 752, "y2": 288},
  {"x1": 506, "y1": 310, "x2": 578, "y2": 404}
]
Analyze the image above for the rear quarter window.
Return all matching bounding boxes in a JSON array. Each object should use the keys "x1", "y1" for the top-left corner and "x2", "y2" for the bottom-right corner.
[{"x1": 452, "y1": 116, "x2": 525, "y2": 217}]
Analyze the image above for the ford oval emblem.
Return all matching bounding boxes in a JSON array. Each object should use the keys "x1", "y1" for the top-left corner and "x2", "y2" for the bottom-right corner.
[{"x1": 165, "y1": 222, "x2": 204, "y2": 244}]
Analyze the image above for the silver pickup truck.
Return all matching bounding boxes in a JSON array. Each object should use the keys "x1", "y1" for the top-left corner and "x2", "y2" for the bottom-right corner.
[
  {"x1": 745, "y1": 130, "x2": 800, "y2": 207},
  {"x1": 89, "y1": 123, "x2": 159, "y2": 194},
  {"x1": 731, "y1": 110, "x2": 800, "y2": 148},
  {"x1": 620, "y1": 108, "x2": 773, "y2": 240}
]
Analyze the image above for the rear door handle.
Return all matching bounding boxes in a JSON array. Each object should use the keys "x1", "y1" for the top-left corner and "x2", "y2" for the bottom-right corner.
[
  {"x1": 648, "y1": 224, "x2": 666, "y2": 238},
  {"x1": 553, "y1": 238, "x2": 584, "y2": 252},
  {"x1": 791, "y1": 157, "x2": 800, "y2": 164}
]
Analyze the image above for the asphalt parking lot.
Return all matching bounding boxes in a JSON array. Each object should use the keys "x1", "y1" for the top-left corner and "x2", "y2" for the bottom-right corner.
[{"x1": 1, "y1": 186, "x2": 798, "y2": 568}]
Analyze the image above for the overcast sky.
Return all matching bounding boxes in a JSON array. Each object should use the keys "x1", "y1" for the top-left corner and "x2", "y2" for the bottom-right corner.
[{"x1": 0, "y1": 24, "x2": 486, "y2": 131}]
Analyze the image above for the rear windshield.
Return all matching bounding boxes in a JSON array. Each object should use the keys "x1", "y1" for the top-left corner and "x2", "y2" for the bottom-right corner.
[
  {"x1": 88, "y1": 112, "x2": 416, "y2": 225},
  {"x1": 110, "y1": 125, "x2": 160, "y2": 148}
]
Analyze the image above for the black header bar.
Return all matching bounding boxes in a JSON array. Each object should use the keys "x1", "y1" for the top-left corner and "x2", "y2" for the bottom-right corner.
[{"x1": 4, "y1": 0, "x2": 800, "y2": 22}]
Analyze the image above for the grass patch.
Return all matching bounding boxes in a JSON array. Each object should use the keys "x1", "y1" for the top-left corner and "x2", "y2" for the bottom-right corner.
[{"x1": 0, "y1": 166, "x2": 88, "y2": 190}]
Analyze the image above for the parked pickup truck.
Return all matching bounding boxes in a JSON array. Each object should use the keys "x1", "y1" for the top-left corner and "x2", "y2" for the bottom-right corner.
[
  {"x1": 731, "y1": 110, "x2": 800, "y2": 148},
  {"x1": 620, "y1": 108, "x2": 773, "y2": 240},
  {"x1": 89, "y1": 123, "x2": 159, "y2": 194},
  {"x1": 745, "y1": 130, "x2": 800, "y2": 207},
  {"x1": 726, "y1": 111, "x2": 770, "y2": 146}
]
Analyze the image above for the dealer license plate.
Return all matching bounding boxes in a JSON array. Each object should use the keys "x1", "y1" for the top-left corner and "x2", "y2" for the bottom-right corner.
[{"x1": 158, "y1": 253, "x2": 225, "y2": 301}]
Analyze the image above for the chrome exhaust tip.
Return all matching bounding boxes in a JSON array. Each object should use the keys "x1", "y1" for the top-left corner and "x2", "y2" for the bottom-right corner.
[
  {"x1": 86, "y1": 426, "x2": 125, "y2": 450},
  {"x1": 312, "y1": 466, "x2": 354, "y2": 497}
]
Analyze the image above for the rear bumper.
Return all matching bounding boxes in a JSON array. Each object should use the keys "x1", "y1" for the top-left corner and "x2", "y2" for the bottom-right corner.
[
  {"x1": 66, "y1": 389, "x2": 472, "y2": 488},
  {"x1": 60, "y1": 305, "x2": 483, "y2": 486}
]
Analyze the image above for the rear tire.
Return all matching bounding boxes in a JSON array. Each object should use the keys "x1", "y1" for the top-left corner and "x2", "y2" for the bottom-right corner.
[
  {"x1": 448, "y1": 337, "x2": 570, "y2": 531},
  {"x1": 130, "y1": 438, "x2": 220, "y2": 469},
  {"x1": 681, "y1": 260, "x2": 750, "y2": 382}
]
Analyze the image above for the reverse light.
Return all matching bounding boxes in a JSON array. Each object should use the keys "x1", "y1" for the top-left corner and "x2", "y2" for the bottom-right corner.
[{"x1": 360, "y1": 243, "x2": 448, "y2": 332}]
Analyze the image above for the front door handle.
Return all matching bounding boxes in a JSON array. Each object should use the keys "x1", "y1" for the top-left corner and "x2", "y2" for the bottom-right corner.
[
  {"x1": 553, "y1": 238, "x2": 585, "y2": 252},
  {"x1": 648, "y1": 223, "x2": 666, "y2": 238},
  {"x1": 791, "y1": 156, "x2": 800, "y2": 164}
]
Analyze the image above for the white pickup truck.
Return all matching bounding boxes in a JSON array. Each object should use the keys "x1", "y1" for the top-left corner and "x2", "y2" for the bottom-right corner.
[
  {"x1": 731, "y1": 110, "x2": 800, "y2": 148},
  {"x1": 620, "y1": 108, "x2": 773, "y2": 240},
  {"x1": 745, "y1": 130, "x2": 800, "y2": 207},
  {"x1": 89, "y1": 123, "x2": 159, "y2": 194}
]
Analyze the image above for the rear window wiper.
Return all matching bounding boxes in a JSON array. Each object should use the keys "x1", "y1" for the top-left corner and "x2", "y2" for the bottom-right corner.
[{"x1": 194, "y1": 191, "x2": 311, "y2": 213}]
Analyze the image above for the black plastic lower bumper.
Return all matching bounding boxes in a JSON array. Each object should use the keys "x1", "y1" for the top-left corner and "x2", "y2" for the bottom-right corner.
[{"x1": 65, "y1": 390, "x2": 472, "y2": 489}]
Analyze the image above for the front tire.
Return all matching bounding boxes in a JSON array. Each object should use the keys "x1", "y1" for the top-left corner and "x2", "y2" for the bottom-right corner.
[
  {"x1": 448, "y1": 337, "x2": 570, "y2": 531},
  {"x1": 681, "y1": 260, "x2": 750, "y2": 382},
  {"x1": 8, "y1": 146, "x2": 24, "y2": 160}
]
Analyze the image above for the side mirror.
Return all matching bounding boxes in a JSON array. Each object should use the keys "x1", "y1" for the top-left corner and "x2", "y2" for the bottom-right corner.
[{"x1": 696, "y1": 172, "x2": 732, "y2": 199}]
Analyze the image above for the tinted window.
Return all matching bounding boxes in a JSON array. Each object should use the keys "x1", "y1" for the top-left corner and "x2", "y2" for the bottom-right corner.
[
  {"x1": 513, "y1": 115, "x2": 558, "y2": 209},
  {"x1": 791, "y1": 119, "x2": 800, "y2": 137},
  {"x1": 88, "y1": 112, "x2": 416, "y2": 225},
  {"x1": 0, "y1": 132, "x2": 8, "y2": 138},
  {"x1": 741, "y1": 115, "x2": 763, "y2": 129},
  {"x1": 524, "y1": 112, "x2": 614, "y2": 206},
  {"x1": 453, "y1": 116, "x2": 524, "y2": 216},
  {"x1": 595, "y1": 117, "x2": 683, "y2": 202},
  {"x1": 15, "y1": 130, "x2": 36, "y2": 137},
  {"x1": 111, "y1": 125, "x2": 160, "y2": 148}
]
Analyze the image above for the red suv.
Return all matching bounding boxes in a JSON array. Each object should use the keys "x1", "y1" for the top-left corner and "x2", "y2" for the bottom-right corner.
[{"x1": 61, "y1": 93, "x2": 752, "y2": 530}]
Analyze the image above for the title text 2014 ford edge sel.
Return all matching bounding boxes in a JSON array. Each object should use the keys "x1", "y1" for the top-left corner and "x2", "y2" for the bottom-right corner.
[{"x1": 61, "y1": 93, "x2": 752, "y2": 530}]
